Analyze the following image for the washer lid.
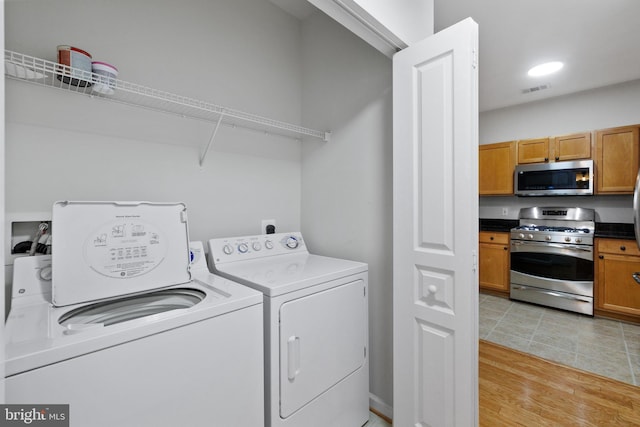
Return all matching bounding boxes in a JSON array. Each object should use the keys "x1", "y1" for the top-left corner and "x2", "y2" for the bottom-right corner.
[{"x1": 52, "y1": 201, "x2": 191, "y2": 307}]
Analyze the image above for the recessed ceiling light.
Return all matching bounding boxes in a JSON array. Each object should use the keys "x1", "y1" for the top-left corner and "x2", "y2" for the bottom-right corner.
[{"x1": 528, "y1": 61, "x2": 564, "y2": 77}]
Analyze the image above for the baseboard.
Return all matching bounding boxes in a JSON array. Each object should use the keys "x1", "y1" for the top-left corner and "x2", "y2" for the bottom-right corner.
[{"x1": 369, "y1": 393, "x2": 392, "y2": 423}]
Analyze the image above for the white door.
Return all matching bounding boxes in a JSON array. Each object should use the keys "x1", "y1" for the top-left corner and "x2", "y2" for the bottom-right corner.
[{"x1": 393, "y1": 18, "x2": 479, "y2": 427}]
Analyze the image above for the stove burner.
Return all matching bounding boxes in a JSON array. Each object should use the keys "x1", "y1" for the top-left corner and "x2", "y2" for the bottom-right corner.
[{"x1": 514, "y1": 225, "x2": 591, "y2": 233}]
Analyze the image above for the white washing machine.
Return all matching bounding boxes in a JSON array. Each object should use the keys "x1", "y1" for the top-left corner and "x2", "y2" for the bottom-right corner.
[
  {"x1": 4, "y1": 201, "x2": 264, "y2": 427},
  {"x1": 207, "y1": 232, "x2": 369, "y2": 427}
]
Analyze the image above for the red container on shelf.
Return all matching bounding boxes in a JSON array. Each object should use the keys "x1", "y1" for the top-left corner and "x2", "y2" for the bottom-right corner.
[{"x1": 57, "y1": 45, "x2": 92, "y2": 87}]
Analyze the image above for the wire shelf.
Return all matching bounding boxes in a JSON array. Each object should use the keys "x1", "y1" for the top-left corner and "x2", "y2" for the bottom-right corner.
[{"x1": 5, "y1": 50, "x2": 330, "y2": 151}]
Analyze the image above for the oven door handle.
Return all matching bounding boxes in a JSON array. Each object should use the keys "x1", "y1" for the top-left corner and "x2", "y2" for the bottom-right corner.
[
  {"x1": 511, "y1": 241, "x2": 592, "y2": 252},
  {"x1": 511, "y1": 285, "x2": 592, "y2": 303},
  {"x1": 633, "y1": 273, "x2": 640, "y2": 285}
]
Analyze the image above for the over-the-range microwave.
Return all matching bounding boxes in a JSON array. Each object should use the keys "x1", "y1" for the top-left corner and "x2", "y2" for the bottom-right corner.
[{"x1": 514, "y1": 159, "x2": 594, "y2": 196}]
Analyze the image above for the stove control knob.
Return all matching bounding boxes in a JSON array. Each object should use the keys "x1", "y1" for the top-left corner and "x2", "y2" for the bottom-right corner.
[
  {"x1": 527, "y1": 234, "x2": 534, "y2": 240},
  {"x1": 575, "y1": 237, "x2": 582, "y2": 243},
  {"x1": 265, "y1": 240, "x2": 274, "y2": 249},
  {"x1": 238, "y1": 243, "x2": 249, "y2": 253},
  {"x1": 519, "y1": 233, "x2": 525, "y2": 239},
  {"x1": 564, "y1": 236, "x2": 571, "y2": 242},
  {"x1": 223, "y1": 244, "x2": 233, "y2": 255},
  {"x1": 252, "y1": 242, "x2": 262, "y2": 251},
  {"x1": 545, "y1": 235, "x2": 552, "y2": 241}
]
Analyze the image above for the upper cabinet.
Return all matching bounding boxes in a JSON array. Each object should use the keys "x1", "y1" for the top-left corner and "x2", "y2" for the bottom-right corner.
[
  {"x1": 479, "y1": 141, "x2": 516, "y2": 195},
  {"x1": 517, "y1": 137, "x2": 550, "y2": 164},
  {"x1": 517, "y1": 132, "x2": 592, "y2": 164},
  {"x1": 553, "y1": 132, "x2": 592, "y2": 162},
  {"x1": 480, "y1": 124, "x2": 639, "y2": 196},
  {"x1": 595, "y1": 125, "x2": 640, "y2": 194}
]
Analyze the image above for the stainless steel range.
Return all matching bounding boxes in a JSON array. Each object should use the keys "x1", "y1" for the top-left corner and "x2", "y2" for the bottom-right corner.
[{"x1": 510, "y1": 207, "x2": 595, "y2": 315}]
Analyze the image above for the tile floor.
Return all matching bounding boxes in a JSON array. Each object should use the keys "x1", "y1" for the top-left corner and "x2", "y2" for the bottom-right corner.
[
  {"x1": 480, "y1": 293, "x2": 640, "y2": 385},
  {"x1": 365, "y1": 411, "x2": 391, "y2": 427}
]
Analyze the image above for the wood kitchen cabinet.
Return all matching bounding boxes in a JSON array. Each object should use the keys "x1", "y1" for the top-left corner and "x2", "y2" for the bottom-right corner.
[
  {"x1": 595, "y1": 238, "x2": 640, "y2": 323},
  {"x1": 479, "y1": 231, "x2": 510, "y2": 296},
  {"x1": 517, "y1": 137, "x2": 550, "y2": 164},
  {"x1": 552, "y1": 132, "x2": 592, "y2": 162},
  {"x1": 595, "y1": 125, "x2": 640, "y2": 194},
  {"x1": 479, "y1": 141, "x2": 516, "y2": 195},
  {"x1": 517, "y1": 133, "x2": 592, "y2": 164}
]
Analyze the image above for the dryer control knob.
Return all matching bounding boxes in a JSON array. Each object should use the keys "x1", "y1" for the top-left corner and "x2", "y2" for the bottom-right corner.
[
  {"x1": 265, "y1": 240, "x2": 274, "y2": 249},
  {"x1": 252, "y1": 242, "x2": 262, "y2": 251},
  {"x1": 223, "y1": 244, "x2": 234, "y2": 255},
  {"x1": 285, "y1": 236, "x2": 299, "y2": 249},
  {"x1": 238, "y1": 243, "x2": 249, "y2": 253},
  {"x1": 39, "y1": 266, "x2": 52, "y2": 281}
]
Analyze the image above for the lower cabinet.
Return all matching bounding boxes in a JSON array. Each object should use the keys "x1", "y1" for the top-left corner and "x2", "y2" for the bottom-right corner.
[
  {"x1": 479, "y1": 231, "x2": 510, "y2": 295},
  {"x1": 595, "y1": 238, "x2": 640, "y2": 322}
]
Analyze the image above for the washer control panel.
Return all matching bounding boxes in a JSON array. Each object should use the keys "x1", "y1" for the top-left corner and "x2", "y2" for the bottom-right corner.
[{"x1": 208, "y1": 232, "x2": 307, "y2": 265}]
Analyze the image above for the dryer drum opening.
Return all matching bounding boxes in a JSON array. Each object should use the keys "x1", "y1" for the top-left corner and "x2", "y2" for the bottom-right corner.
[{"x1": 58, "y1": 288, "x2": 205, "y2": 327}]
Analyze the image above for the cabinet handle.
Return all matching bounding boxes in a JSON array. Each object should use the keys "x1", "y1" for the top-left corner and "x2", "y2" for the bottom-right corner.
[
  {"x1": 598, "y1": 255, "x2": 604, "y2": 259},
  {"x1": 620, "y1": 245, "x2": 626, "y2": 251},
  {"x1": 633, "y1": 273, "x2": 640, "y2": 285},
  {"x1": 555, "y1": 156, "x2": 559, "y2": 161},
  {"x1": 544, "y1": 157, "x2": 549, "y2": 162},
  {"x1": 490, "y1": 236, "x2": 494, "y2": 240}
]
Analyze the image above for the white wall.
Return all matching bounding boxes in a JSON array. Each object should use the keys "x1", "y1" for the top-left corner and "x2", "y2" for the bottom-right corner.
[
  {"x1": 300, "y1": 11, "x2": 394, "y2": 415},
  {"x1": 480, "y1": 79, "x2": 640, "y2": 222},
  {"x1": 480, "y1": 79, "x2": 640, "y2": 145},
  {"x1": 5, "y1": 0, "x2": 304, "y2": 241}
]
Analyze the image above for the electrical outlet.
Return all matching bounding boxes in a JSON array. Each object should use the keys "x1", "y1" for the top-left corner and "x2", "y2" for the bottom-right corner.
[
  {"x1": 501, "y1": 208, "x2": 509, "y2": 216},
  {"x1": 261, "y1": 219, "x2": 276, "y2": 234}
]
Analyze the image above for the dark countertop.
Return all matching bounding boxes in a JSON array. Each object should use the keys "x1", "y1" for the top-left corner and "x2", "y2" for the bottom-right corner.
[
  {"x1": 480, "y1": 219, "x2": 636, "y2": 240},
  {"x1": 479, "y1": 219, "x2": 519, "y2": 233},
  {"x1": 595, "y1": 222, "x2": 635, "y2": 240}
]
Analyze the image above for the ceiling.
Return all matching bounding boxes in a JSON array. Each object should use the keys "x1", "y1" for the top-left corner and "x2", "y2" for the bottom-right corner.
[
  {"x1": 434, "y1": 0, "x2": 640, "y2": 112},
  {"x1": 271, "y1": 0, "x2": 640, "y2": 113}
]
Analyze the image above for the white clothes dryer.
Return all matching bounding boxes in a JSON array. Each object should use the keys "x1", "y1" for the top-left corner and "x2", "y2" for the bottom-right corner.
[
  {"x1": 207, "y1": 232, "x2": 369, "y2": 427},
  {"x1": 5, "y1": 202, "x2": 264, "y2": 427}
]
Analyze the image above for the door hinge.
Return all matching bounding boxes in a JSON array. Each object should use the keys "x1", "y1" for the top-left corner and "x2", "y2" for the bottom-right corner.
[
  {"x1": 472, "y1": 250, "x2": 478, "y2": 272},
  {"x1": 472, "y1": 48, "x2": 478, "y2": 69}
]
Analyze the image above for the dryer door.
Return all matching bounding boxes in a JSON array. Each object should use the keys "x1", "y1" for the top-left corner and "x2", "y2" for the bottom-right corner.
[{"x1": 279, "y1": 278, "x2": 367, "y2": 418}]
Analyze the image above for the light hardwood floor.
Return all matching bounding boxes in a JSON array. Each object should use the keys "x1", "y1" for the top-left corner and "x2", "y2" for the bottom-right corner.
[{"x1": 480, "y1": 340, "x2": 640, "y2": 426}]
